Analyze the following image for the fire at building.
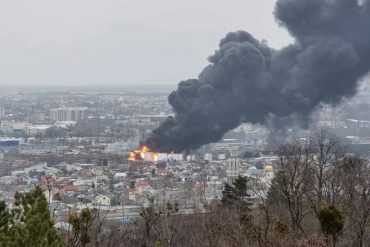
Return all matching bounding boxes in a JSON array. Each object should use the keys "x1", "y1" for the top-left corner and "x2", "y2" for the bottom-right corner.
[{"x1": 127, "y1": 146, "x2": 183, "y2": 162}]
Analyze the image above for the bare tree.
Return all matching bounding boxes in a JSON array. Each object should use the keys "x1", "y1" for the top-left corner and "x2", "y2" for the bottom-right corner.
[
  {"x1": 152, "y1": 202, "x2": 180, "y2": 247},
  {"x1": 198, "y1": 205, "x2": 225, "y2": 247},
  {"x1": 306, "y1": 128, "x2": 343, "y2": 218},
  {"x1": 249, "y1": 178, "x2": 274, "y2": 247},
  {"x1": 139, "y1": 203, "x2": 159, "y2": 247},
  {"x1": 65, "y1": 206, "x2": 128, "y2": 247},
  {"x1": 274, "y1": 139, "x2": 315, "y2": 234},
  {"x1": 340, "y1": 157, "x2": 370, "y2": 247}
]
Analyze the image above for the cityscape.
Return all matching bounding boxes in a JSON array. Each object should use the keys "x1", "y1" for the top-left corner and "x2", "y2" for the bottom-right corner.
[
  {"x1": 1, "y1": 0, "x2": 370, "y2": 246},
  {"x1": 0, "y1": 84, "x2": 370, "y2": 236}
]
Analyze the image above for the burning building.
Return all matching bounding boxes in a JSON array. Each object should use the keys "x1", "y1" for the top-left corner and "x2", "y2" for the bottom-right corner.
[
  {"x1": 127, "y1": 146, "x2": 152, "y2": 161},
  {"x1": 127, "y1": 146, "x2": 183, "y2": 162}
]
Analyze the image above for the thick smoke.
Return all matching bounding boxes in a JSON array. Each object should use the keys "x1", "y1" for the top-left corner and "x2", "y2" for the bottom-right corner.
[{"x1": 146, "y1": 0, "x2": 370, "y2": 153}]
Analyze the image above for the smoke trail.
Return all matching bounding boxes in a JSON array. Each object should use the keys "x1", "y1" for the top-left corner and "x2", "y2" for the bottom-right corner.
[{"x1": 146, "y1": 0, "x2": 370, "y2": 153}]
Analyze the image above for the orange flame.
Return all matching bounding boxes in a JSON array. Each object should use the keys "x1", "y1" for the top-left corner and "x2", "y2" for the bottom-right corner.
[
  {"x1": 153, "y1": 153, "x2": 158, "y2": 162},
  {"x1": 127, "y1": 145, "x2": 158, "y2": 162}
]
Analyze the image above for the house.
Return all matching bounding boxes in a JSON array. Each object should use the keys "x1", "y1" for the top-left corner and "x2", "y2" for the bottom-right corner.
[
  {"x1": 62, "y1": 185, "x2": 79, "y2": 192},
  {"x1": 135, "y1": 178, "x2": 150, "y2": 191},
  {"x1": 157, "y1": 168, "x2": 171, "y2": 176}
]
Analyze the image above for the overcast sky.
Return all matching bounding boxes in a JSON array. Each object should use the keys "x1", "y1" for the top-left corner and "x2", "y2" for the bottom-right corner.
[{"x1": 0, "y1": 0, "x2": 292, "y2": 87}]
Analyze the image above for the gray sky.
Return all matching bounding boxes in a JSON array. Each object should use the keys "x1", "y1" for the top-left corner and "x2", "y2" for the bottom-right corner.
[{"x1": 0, "y1": 0, "x2": 292, "y2": 86}]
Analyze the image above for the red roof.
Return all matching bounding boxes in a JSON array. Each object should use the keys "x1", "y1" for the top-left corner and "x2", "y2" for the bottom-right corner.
[
  {"x1": 63, "y1": 185, "x2": 79, "y2": 192},
  {"x1": 135, "y1": 179, "x2": 149, "y2": 188},
  {"x1": 157, "y1": 169, "x2": 170, "y2": 175}
]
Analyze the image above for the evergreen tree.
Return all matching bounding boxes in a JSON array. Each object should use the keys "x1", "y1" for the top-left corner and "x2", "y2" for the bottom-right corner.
[
  {"x1": 221, "y1": 183, "x2": 238, "y2": 205},
  {"x1": 233, "y1": 176, "x2": 248, "y2": 199},
  {"x1": 221, "y1": 176, "x2": 251, "y2": 207},
  {"x1": 0, "y1": 201, "x2": 10, "y2": 231},
  {"x1": 0, "y1": 186, "x2": 65, "y2": 247},
  {"x1": 318, "y1": 205, "x2": 344, "y2": 247},
  {"x1": 266, "y1": 171, "x2": 286, "y2": 204},
  {"x1": 68, "y1": 208, "x2": 94, "y2": 247}
]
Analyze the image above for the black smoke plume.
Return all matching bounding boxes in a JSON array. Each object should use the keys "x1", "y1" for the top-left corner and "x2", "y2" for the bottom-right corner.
[{"x1": 146, "y1": 0, "x2": 370, "y2": 153}]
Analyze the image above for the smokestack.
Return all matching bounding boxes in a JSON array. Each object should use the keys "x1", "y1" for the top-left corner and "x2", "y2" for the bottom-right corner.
[{"x1": 146, "y1": 0, "x2": 370, "y2": 153}]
